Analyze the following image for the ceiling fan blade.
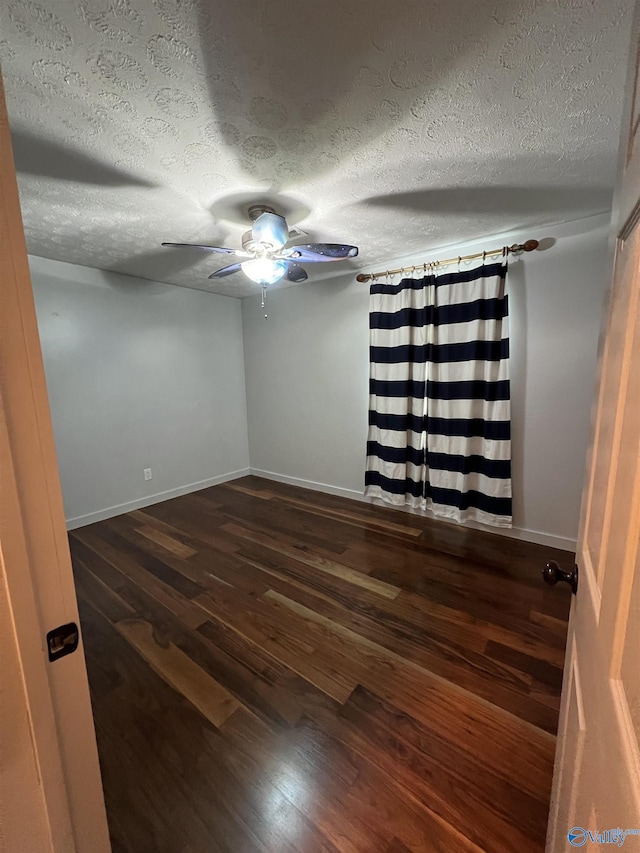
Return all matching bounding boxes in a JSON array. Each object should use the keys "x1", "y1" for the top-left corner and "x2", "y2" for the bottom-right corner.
[
  {"x1": 285, "y1": 263, "x2": 308, "y2": 283},
  {"x1": 284, "y1": 243, "x2": 359, "y2": 262},
  {"x1": 208, "y1": 263, "x2": 243, "y2": 279},
  {"x1": 162, "y1": 242, "x2": 245, "y2": 256}
]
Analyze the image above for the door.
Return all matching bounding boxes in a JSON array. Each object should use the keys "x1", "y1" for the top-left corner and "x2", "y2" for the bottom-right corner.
[
  {"x1": 546, "y1": 9, "x2": 640, "y2": 851},
  {"x1": 0, "y1": 67, "x2": 111, "y2": 851}
]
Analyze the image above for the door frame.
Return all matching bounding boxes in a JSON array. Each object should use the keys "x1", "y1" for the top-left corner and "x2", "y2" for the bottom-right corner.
[{"x1": 0, "y1": 66, "x2": 110, "y2": 852}]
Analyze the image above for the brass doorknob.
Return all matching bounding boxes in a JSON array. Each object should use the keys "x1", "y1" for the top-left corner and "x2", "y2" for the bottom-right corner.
[{"x1": 542, "y1": 561, "x2": 578, "y2": 595}]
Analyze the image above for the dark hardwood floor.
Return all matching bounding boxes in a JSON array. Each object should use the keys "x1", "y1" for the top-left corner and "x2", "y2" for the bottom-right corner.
[{"x1": 70, "y1": 476, "x2": 572, "y2": 853}]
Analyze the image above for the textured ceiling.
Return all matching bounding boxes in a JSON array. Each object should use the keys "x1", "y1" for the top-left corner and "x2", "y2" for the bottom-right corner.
[{"x1": 0, "y1": 0, "x2": 632, "y2": 297}]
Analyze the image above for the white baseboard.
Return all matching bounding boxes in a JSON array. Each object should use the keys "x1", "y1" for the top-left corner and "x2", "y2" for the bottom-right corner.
[
  {"x1": 466, "y1": 522, "x2": 575, "y2": 552},
  {"x1": 426, "y1": 514, "x2": 575, "y2": 551},
  {"x1": 249, "y1": 468, "x2": 576, "y2": 553},
  {"x1": 249, "y1": 468, "x2": 365, "y2": 502},
  {"x1": 65, "y1": 468, "x2": 250, "y2": 530}
]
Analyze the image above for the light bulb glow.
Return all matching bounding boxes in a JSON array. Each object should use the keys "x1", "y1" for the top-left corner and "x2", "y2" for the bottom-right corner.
[
  {"x1": 252, "y1": 212, "x2": 289, "y2": 251},
  {"x1": 241, "y1": 258, "x2": 288, "y2": 285}
]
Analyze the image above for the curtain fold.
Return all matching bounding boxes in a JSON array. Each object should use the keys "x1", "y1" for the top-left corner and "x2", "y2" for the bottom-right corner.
[{"x1": 365, "y1": 261, "x2": 512, "y2": 528}]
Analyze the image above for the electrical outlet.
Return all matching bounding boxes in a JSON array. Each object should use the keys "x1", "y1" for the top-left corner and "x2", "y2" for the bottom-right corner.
[{"x1": 144, "y1": 468, "x2": 152, "y2": 481}]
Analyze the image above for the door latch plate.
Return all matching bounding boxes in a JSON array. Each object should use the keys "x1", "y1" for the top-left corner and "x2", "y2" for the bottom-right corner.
[{"x1": 46, "y1": 622, "x2": 79, "y2": 662}]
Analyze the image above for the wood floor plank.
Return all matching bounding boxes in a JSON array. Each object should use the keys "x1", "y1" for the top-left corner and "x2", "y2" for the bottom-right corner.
[
  {"x1": 105, "y1": 509, "x2": 267, "y2": 597},
  {"x1": 194, "y1": 590, "x2": 357, "y2": 704},
  {"x1": 359, "y1": 659, "x2": 557, "y2": 791},
  {"x1": 212, "y1": 485, "x2": 353, "y2": 555},
  {"x1": 263, "y1": 589, "x2": 557, "y2": 748},
  {"x1": 485, "y1": 639, "x2": 564, "y2": 690},
  {"x1": 128, "y1": 507, "x2": 205, "y2": 543},
  {"x1": 72, "y1": 556, "x2": 135, "y2": 624},
  {"x1": 224, "y1": 482, "x2": 282, "y2": 500},
  {"x1": 219, "y1": 709, "x2": 403, "y2": 853},
  {"x1": 115, "y1": 617, "x2": 240, "y2": 729},
  {"x1": 342, "y1": 770, "x2": 486, "y2": 853},
  {"x1": 271, "y1": 492, "x2": 424, "y2": 539},
  {"x1": 255, "y1": 575, "x2": 546, "y2": 724},
  {"x1": 99, "y1": 519, "x2": 204, "y2": 598},
  {"x1": 222, "y1": 521, "x2": 401, "y2": 599},
  {"x1": 530, "y1": 609, "x2": 571, "y2": 636},
  {"x1": 350, "y1": 684, "x2": 552, "y2": 813},
  {"x1": 529, "y1": 681, "x2": 563, "y2": 712},
  {"x1": 214, "y1": 540, "x2": 557, "y2": 732},
  {"x1": 170, "y1": 613, "x2": 321, "y2": 729},
  {"x1": 142, "y1": 496, "x2": 241, "y2": 555},
  {"x1": 197, "y1": 503, "x2": 378, "y2": 577},
  {"x1": 72, "y1": 526, "x2": 208, "y2": 630},
  {"x1": 396, "y1": 588, "x2": 566, "y2": 663},
  {"x1": 78, "y1": 599, "x2": 229, "y2": 853},
  {"x1": 306, "y1": 703, "x2": 543, "y2": 853},
  {"x1": 72, "y1": 476, "x2": 571, "y2": 852},
  {"x1": 197, "y1": 714, "x2": 344, "y2": 853},
  {"x1": 134, "y1": 524, "x2": 198, "y2": 559}
]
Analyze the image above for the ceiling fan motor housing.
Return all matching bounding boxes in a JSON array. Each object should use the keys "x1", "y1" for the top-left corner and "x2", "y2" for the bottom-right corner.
[
  {"x1": 243, "y1": 206, "x2": 305, "y2": 254},
  {"x1": 241, "y1": 230, "x2": 258, "y2": 253},
  {"x1": 244, "y1": 208, "x2": 290, "y2": 254},
  {"x1": 247, "y1": 204, "x2": 276, "y2": 221}
]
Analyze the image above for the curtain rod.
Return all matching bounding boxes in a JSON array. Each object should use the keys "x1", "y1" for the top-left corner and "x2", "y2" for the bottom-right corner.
[{"x1": 355, "y1": 239, "x2": 539, "y2": 283}]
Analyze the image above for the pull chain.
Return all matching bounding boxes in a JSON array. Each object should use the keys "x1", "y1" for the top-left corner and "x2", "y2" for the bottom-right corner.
[{"x1": 261, "y1": 285, "x2": 268, "y2": 319}]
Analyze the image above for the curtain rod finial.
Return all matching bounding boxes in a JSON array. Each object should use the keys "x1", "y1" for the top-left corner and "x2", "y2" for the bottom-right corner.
[
  {"x1": 356, "y1": 273, "x2": 370, "y2": 282},
  {"x1": 508, "y1": 239, "x2": 539, "y2": 255}
]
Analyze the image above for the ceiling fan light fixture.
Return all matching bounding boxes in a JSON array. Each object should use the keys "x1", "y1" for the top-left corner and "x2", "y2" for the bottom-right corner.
[
  {"x1": 163, "y1": 203, "x2": 358, "y2": 297},
  {"x1": 251, "y1": 211, "x2": 289, "y2": 251},
  {"x1": 241, "y1": 257, "x2": 288, "y2": 285}
]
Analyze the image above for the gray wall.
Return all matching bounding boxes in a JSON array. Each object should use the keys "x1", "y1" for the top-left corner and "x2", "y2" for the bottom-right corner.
[
  {"x1": 31, "y1": 213, "x2": 610, "y2": 547},
  {"x1": 242, "y1": 215, "x2": 611, "y2": 549},
  {"x1": 30, "y1": 255, "x2": 250, "y2": 528}
]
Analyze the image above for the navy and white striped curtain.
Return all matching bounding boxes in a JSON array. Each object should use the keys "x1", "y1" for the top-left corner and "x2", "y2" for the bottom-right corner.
[{"x1": 364, "y1": 261, "x2": 512, "y2": 528}]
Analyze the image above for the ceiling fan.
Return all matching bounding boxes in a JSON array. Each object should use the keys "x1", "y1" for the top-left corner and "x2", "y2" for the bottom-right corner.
[{"x1": 162, "y1": 204, "x2": 359, "y2": 287}]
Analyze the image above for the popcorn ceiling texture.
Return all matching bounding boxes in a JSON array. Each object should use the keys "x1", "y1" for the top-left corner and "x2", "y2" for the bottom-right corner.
[{"x1": 0, "y1": 0, "x2": 632, "y2": 297}]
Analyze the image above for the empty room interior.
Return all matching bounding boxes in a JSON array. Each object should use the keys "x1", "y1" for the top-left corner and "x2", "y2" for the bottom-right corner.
[{"x1": 2, "y1": 0, "x2": 638, "y2": 851}]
